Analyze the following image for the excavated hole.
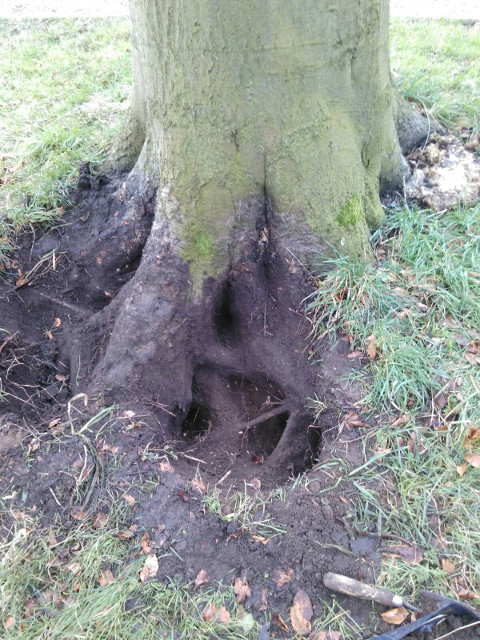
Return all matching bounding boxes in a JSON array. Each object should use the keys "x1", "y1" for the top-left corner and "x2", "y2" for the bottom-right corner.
[
  {"x1": 243, "y1": 411, "x2": 290, "y2": 458},
  {"x1": 181, "y1": 401, "x2": 212, "y2": 440},
  {"x1": 177, "y1": 367, "x2": 323, "y2": 483},
  {"x1": 213, "y1": 280, "x2": 240, "y2": 347}
]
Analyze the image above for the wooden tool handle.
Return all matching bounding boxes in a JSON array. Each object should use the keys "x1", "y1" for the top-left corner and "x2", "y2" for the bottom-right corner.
[{"x1": 323, "y1": 572, "x2": 403, "y2": 607}]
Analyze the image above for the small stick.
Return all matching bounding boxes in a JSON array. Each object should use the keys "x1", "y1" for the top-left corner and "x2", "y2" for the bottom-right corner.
[
  {"x1": 241, "y1": 405, "x2": 288, "y2": 433},
  {"x1": 216, "y1": 469, "x2": 232, "y2": 486},
  {"x1": 0, "y1": 331, "x2": 19, "y2": 355}
]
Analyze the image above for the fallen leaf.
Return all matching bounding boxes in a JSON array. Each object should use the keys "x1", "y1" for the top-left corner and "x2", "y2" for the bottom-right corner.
[
  {"x1": 234, "y1": 574, "x2": 251, "y2": 603},
  {"x1": 250, "y1": 534, "x2": 269, "y2": 545},
  {"x1": 272, "y1": 612, "x2": 290, "y2": 632},
  {"x1": 53, "y1": 317, "x2": 62, "y2": 329},
  {"x1": 391, "y1": 414, "x2": 410, "y2": 428},
  {"x1": 366, "y1": 334, "x2": 378, "y2": 360},
  {"x1": 191, "y1": 475, "x2": 207, "y2": 494},
  {"x1": 259, "y1": 588, "x2": 268, "y2": 611},
  {"x1": 48, "y1": 418, "x2": 60, "y2": 429},
  {"x1": 382, "y1": 545, "x2": 424, "y2": 565},
  {"x1": 98, "y1": 570, "x2": 115, "y2": 586},
  {"x1": 290, "y1": 589, "x2": 313, "y2": 635},
  {"x1": 123, "y1": 494, "x2": 136, "y2": 506},
  {"x1": 22, "y1": 598, "x2": 36, "y2": 618},
  {"x1": 441, "y1": 558, "x2": 456, "y2": 575},
  {"x1": 463, "y1": 425, "x2": 480, "y2": 447},
  {"x1": 347, "y1": 350, "x2": 364, "y2": 359},
  {"x1": 55, "y1": 374, "x2": 67, "y2": 382},
  {"x1": 48, "y1": 528, "x2": 57, "y2": 547},
  {"x1": 202, "y1": 604, "x2": 231, "y2": 624},
  {"x1": 123, "y1": 410, "x2": 135, "y2": 419},
  {"x1": 4, "y1": 616, "x2": 14, "y2": 629},
  {"x1": 380, "y1": 606, "x2": 409, "y2": 625},
  {"x1": 71, "y1": 506, "x2": 88, "y2": 521},
  {"x1": 66, "y1": 561, "x2": 82, "y2": 575},
  {"x1": 139, "y1": 554, "x2": 158, "y2": 583},
  {"x1": 309, "y1": 631, "x2": 342, "y2": 640},
  {"x1": 465, "y1": 454, "x2": 480, "y2": 468},
  {"x1": 46, "y1": 330, "x2": 54, "y2": 340},
  {"x1": 273, "y1": 567, "x2": 295, "y2": 588},
  {"x1": 465, "y1": 341, "x2": 480, "y2": 366},
  {"x1": 117, "y1": 530, "x2": 134, "y2": 539},
  {"x1": 194, "y1": 568, "x2": 210, "y2": 589},
  {"x1": 159, "y1": 461, "x2": 174, "y2": 473},
  {"x1": 92, "y1": 512, "x2": 108, "y2": 529},
  {"x1": 178, "y1": 490, "x2": 189, "y2": 502},
  {"x1": 251, "y1": 477, "x2": 262, "y2": 490},
  {"x1": 456, "y1": 462, "x2": 468, "y2": 478},
  {"x1": 140, "y1": 533, "x2": 151, "y2": 554}
]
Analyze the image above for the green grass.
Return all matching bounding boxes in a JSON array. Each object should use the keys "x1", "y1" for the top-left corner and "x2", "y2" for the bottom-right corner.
[
  {"x1": 308, "y1": 203, "x2": 480, "y2": 602},
  {"x1": 0, "y1": 509, "x2": 259, "y2": 640},
  {"x1": 390, "y1": 18, "x2": 480, "y2": 131},
  {"x1": 0, "y1": 18, "x2": 131, "y2": 264}
]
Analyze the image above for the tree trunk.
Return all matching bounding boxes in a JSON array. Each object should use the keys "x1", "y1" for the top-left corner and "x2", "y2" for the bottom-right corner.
[{"x1": 50, "y1": 0, "x2": 406, "y2": 479}]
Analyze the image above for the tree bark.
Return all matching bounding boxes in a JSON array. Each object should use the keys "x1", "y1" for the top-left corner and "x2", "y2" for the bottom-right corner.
[{"x1": 66, "y1": 0, "x2": 407, "y2": 474}]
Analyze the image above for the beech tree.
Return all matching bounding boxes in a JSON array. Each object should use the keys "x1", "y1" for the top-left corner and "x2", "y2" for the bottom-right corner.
[{"x1": 51, "y1": 0, "x2": 425, "y2": 472}]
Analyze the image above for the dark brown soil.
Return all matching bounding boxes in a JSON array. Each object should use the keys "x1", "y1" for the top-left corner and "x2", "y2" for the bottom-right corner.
[{"x1": 1, "y1": 168, "x2": 477, "y2": 639}]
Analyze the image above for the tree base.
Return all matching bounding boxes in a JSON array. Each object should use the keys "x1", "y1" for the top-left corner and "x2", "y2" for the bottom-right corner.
[{"x1": 0, "y1": 170, "x2": 362, "y2": 486}]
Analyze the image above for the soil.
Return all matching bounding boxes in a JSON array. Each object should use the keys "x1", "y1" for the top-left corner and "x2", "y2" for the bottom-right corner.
[{"x1": 1, "y1": 132, "x2": 480, "y2": 640}]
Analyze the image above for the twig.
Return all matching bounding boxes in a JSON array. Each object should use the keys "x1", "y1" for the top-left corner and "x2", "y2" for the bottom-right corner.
[
  {"x1": 435, "y1": 620, "x2": 480, "y2": 640},
  {"x1": 216, "y1": 469, "x2": 232, "y2": 486},
  {"x1": 241, "y1": 405, "x2": 288, "y2": 433},
  {"x1": 0, "y1": 331, "x2": 19, "y2": 355}
]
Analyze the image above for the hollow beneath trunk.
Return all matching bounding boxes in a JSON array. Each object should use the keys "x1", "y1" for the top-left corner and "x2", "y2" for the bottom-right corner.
[{"x1": 0, "y1": 172, "x2": 360, "y2": 487}]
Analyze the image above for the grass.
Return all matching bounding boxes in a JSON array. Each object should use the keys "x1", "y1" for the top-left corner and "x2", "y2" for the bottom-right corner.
[
  {"x1": 390, "y1": 18, "x2": 480, "y2": 132},
  {"x1": 308, "y1": 203, "x2": 480, "y2": 603},
  {"x1": 0, "y1": 18, "x2": 131, "y2": 264},
  {"x1": 0, "y1": 508, "x2": 259, "y2": 640}
]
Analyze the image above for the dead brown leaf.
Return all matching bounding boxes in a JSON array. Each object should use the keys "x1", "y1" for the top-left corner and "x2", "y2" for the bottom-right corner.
[
  {"x1": 123, "y1": 494, "x2": 136, "y2": 506},
  {"x1": 71, "y1": 506, "x2": 88, "y2": 521},
  {"x1": 98, "y1": 569, "x2": 115, "y2": 586},
  {"x1": 159, "y1": 460, "x2": 174, "y2": 473},
  {"x1": 202, "y1": 604, "x2": 231, "y2": 624},
  {"x1": 178, "y1": 490, "x2": 189, "y2": 502},
  {"x1": 456, "y1": 463, "x2": 468, "y2": 476},
  {"x1": 4, "y1": 616, "x2": 14, "y2": 629},
  {"x1": 140, "y1": 533, "x2": 151, "y2": 554},
  {"x1": 366, "y1": 334, "x2": 378, "y2": 360},
  {"x1": 139, "y1": 554, "x2": 158, "y2": 583},
  {"x1": 383, "y1": 545, "x2": 424, "y2": 565},
  {"x1": 465, "y1": 454, "x2": 480, "y2": 468},
  {"x1": 259, "y1": 588, "x2": 268, "y2": 611},
  {"x1": 391, "y1": 414, "x2": 410, "y2": 428},
  {"x1": 441, "y1": 558, "x2": 456, "y2": 575},
  {"x1": 309, "y1": 631, "x2": 342, "y2": 640},
  {"x1": 191, "y1": 475, "x2": 207, "y2": 494},
  {"x1": 194, "y1": 568, "x2": 210, "y2": 590},
  {"x1": 463, "y1": 425, "x2": 480, "y2": 447},
  {"x1": 66, "y1": 561, "x2": 82, "y2": 575},
  {"x1": 22, "y1": 598, "x2": 36, "y2": 618},
  {"x1": 465, "y1": 341, "x2": 480, "y2": 366},
  {"x1": 234, "y1": 574, "x2": 251, "y2": 603},
  {"x1": 380, "y1": 606, "x2": 409, "y2": 625},
  {"x1": 272, "y1": 612, "x2": 290, "y2": 632},
  {"x1": 123, "y1": 410, "x2": 135, "y2": 419},
  {"x1": 117, "y1": 530, "x2": 134, "y2": 539},
  {"x1": 290, "y1": 589, "x2": 313, "y2": 636},
  {"x1": 273, "y1": 567, "x2": 295, "y2": 588},
  {"x1": 53, "y1": 317, "x2": 61, "y2": 329},
  {"x1": 92, "y1": 512, "x2": 108, "y2": 529}
]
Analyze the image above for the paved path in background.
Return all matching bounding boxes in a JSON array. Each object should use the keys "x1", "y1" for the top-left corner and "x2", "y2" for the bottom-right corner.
[{"x1": 0, "y1": 0, "x2": 479, "y2": 20}]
